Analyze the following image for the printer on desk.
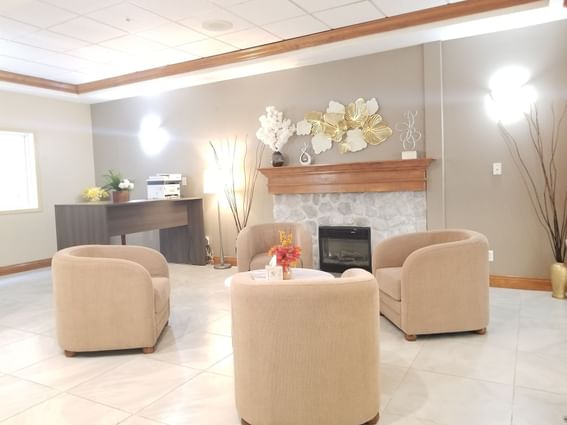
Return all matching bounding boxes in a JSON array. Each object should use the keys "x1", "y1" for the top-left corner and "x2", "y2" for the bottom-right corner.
[{"x1": 146, "y1": 173, "x2": 182, "y2": 199}]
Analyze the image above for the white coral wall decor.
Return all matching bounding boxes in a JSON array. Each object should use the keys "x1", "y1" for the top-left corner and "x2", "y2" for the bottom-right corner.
[
  {"x1": 256, "y1": 106, "x2": 296, "y2": 152},
  {"x1": 298, "y1": 98, "x2": 393, "y2": 155}
]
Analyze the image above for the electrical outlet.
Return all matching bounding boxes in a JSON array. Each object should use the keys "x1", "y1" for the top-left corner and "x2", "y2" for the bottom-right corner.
[
  {"x1": 492, "y1": 162, "x2": 502, "y2": 175},
  {"x1": 488, "y1": 250, "x2": 494, "y2": 262},
  {"x1": 205, "y1": 236, "x2": 210, "y2": 245}
]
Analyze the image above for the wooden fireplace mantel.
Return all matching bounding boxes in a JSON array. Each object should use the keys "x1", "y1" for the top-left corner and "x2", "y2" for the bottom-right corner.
[{"x1": 259, "y1": 158, "x2": 434, "y2": 194}]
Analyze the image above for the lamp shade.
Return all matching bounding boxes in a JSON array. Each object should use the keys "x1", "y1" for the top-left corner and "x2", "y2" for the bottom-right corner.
[{"x1": 203, "y1": 168, "x2": 221, "y2": 195}]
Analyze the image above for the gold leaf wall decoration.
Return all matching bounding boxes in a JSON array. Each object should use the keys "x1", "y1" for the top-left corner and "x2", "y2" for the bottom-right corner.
[{"x1": 296, "y1": 97, "x2": 393, "y2": 154}]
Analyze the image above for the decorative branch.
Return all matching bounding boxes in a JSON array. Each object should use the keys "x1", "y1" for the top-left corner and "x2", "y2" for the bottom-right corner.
[
  {"x1": 209, "y1": 136, "x2": 265, "y2": 234},
  {"x1": 498, "y1": 102, "x2": 567, "y2": 263}
]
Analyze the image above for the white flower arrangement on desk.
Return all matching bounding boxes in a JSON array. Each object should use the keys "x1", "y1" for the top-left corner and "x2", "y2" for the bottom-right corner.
[
  {"x1": 102, "y1": 170, "x2": 134, "y2": 192},
  {"x1": 256, "y1": 106, "x2": 295, "y2": 152}
]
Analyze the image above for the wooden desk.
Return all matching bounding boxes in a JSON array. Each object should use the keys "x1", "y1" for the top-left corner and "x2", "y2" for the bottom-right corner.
[{"x1": 54, "y1": 198, "x2": 206, "y2": 265}]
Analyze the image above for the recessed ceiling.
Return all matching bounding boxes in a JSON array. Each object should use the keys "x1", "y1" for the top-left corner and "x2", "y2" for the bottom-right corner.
[{"x1": 0, "y1": 0, "x2": 566, "y2": 102}]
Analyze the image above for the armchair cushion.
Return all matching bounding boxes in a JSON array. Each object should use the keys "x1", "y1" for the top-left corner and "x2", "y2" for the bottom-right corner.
[{"x1": 375, "y1": 267, "x2": 401, "y2": 301}]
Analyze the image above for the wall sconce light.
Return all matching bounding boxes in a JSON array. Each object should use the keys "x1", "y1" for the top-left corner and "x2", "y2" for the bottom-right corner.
[
  {"x1": 139, "y1": 115, "x2": 169, "y2": 155},
  {"x1": 485, "y1": 66, "x2": 536, "y2": 124}
]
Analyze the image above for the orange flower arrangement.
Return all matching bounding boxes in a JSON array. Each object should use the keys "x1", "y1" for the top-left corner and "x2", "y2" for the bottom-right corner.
[{"x1": 268, "y1": 231, "x2": 301, "y2": 272}]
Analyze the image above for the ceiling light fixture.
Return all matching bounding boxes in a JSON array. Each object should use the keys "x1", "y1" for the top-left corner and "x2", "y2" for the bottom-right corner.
[{"x1": 201, "y1": 19, "x2": 234, "y2": 32}]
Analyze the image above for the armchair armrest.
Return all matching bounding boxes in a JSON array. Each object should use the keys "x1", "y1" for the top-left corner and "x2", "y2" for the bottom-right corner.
[
  {"x1": 373, "y1": 231, "x2": 440, "y2": 270},
  {"x1": 400, "y1": 236, "x2": 489, "y2": 333}
]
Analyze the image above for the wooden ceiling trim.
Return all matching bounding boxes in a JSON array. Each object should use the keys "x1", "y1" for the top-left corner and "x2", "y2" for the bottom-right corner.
[
  {"x1": 0, "y1": 70, "x2": 77, "y2": 94},
  {"x1": 0, "y1": 0, "x2": 539, "y2": 95}
]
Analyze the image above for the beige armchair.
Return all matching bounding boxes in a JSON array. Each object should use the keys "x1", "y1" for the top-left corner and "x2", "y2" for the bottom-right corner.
[
  {"x1": 373, "y1": 229, "x2": 489, "y2": 341},
  {"x1": 236, "y1": 222, "x2": 313, "y2": 272},
  {"x1": 231, "y1": 268, "x2": 380, "y2": 425},
  {"x1": 51, "y1": 244, "x2": 170, "y2": 357}
]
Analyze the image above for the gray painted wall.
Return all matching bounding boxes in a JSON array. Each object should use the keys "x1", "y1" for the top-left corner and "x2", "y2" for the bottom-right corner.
[{"x1": 91, "y1": 19, "x2": 567, "y2": 278}]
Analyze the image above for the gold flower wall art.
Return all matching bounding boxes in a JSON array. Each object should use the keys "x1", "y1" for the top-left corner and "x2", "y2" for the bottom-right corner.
[{"x1": 296, "y1": 98, "x2": 393, "y2": 154}]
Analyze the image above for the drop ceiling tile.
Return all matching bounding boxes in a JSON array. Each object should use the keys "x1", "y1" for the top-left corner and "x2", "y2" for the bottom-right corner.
[
  {"x1": 137, "y1": 23, "x2": 207, "y2": 47},
  {"x1": 314, "y1": 1, "x2": 384, "y2": 28},
  {"x1": 178, "y1": 38, "x2": 238, "y2": 57},
  {"x1": 40, "y1": 53, "x2": 99, "y2": 71},
  {"x1": 88, "y1": 3, "x2": 169, "y2": 33},
  {"x1": 0, "y1": 55, "x2": 67, "y2": 79},
  {"x1": 0, "y1": 16, "x2": 38, "y2": 40},
  {"x1": 291, "y1": 0, "x2": 361, "y2": 13},
  {"x1": 217, "y1": 27, "x2": 280, "y2": 49},
  {"x1": 49, "y1": 70, "x2": 93, "y2": 84},
  {"x1": 0, "y1": 0, "x2": 77, "y2": 28},
  {"x1": 262, "y1": 14, "x2": 329, "y2": 39},
  {"x1": 68, "y1": 45, "x2": 126, "y2": 63},
  {"x1": 228, "y1": 0, "x2": 305, "y2": 25},
  {"x1": 101, "y1": 34, "x2": 167, "y2": 54},
  {"x1": 0, "y1": 39, "x2": 54, "y2": 62},
  {"x1": 179, "y1": 7, "x2": 252, "y2": 37},
  {"x1": 15, "y1": 30, "x2": 88, "y2": 53},
  {"x1": 50, "y1": 17, "x2": 127, "y2": 43},
  {"x1": 41, "y1": 0, "x2": 123, "y2": 14},
  {"x1": 131, "y1": 48, "x2": 200, "y2": 68},
  {"x1": 372, "y1": 0, "x2": 447, "y2": 16},
  {"x1": 130, "y1": 0, "x2": 217, "y2": 21}
]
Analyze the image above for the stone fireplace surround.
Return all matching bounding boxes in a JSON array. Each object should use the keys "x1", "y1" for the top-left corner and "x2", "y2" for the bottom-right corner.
[{"x1": 260, "y1": 159, "x2": 432, "y2": 268}]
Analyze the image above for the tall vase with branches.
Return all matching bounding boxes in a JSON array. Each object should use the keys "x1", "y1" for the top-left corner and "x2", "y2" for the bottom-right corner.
[
  {"x1": 209, "y1": 136, "x2": 265, "y2": 234},
  {"x1": 498, "y1": 102, "x2": 567, "y2": 297}
]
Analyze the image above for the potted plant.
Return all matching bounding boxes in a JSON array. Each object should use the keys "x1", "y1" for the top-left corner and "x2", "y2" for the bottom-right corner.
[
  {"x1": 102, "y1": 170, "x2": 134, "y2": 203},
  {"x1": 499, "y1": 103, "x2": 567, "y2": 298}
]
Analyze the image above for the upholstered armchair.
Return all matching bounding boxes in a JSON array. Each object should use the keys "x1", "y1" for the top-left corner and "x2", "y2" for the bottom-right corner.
[
  {"x1": 231, "y1": 268, "x2": 380, "y2": 425},
  {"x1": 373, "y1": 229, "x2": 489, "y2": 341},
  {"x1": 51, "y1": 244, "x2": 170, "y2": 356},
  {"x1": 236, "y1": 222, "x2": 313, "y2": 272}
]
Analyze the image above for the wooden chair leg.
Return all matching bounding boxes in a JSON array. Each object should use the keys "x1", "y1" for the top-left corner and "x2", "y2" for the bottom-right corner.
[
  {"x1": 64, "y1": 350, "x2": 76, "y2": 357},
  {"x1": 475, "y1": 328, "x2": 487, "y2": 335},
  {"x1": 404, "y1": 333, "x2": 417, "y2": 341},
  {"x1": 363, "y1": 412, "x2": 380, "y2": 424},
  {"x1": 142, "y1": 346, "x2": 155, "y2": 354}
]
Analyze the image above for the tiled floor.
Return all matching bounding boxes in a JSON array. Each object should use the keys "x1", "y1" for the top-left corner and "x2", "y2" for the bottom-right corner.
[{"x1": 0, "y1": 264, "x2": 566, "y2": 424}]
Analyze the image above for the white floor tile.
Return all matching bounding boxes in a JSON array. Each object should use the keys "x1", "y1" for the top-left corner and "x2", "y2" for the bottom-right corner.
[
  {"x1": 207, "y1": 354, "x2": 234, "y2": 377},
  {"x1": 512, "y1": 387, "x2": 567, "y2": 425},
  {"x1": 139, "y1": 372, "x2": 240, "y2": 425},
  {"x1": 14, "y1": 351, "x2": 136, "y2": 391},
  {"x1": 516, "y1": 351, "x2": 567, "y2": 395},
  {"x1": 69, "y1": 357, "x2": 200, "y2": 413},
  {"x1": 120, "y1": 415, "x2": 166, "y2": 425},
  {"x1": 0, "y1": 335, "x2": 60, "y2": 373},
  {"x1": 0, "y1": 327, "x2": 36, "y2": 347},
  {"x1": 149, "y1": 331, "x2": 233, "y2": 370},
  {"x1": 411, "y1": 339, "x2": 516, "y2": 384},
  {"x1": 386, "y1": 370, "x2": 513, "y2": 425},
  {"x1": 0, "y1": 375, "x2": 58, "y2": 421},
  {"x1": 2, "y1": 393, "x2": 130, "y2": 424}
]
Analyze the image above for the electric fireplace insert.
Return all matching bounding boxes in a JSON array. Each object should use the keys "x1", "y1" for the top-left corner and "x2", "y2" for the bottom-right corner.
[{"x1": 318, "y1": 226, "x2": 372, "y2": 273}]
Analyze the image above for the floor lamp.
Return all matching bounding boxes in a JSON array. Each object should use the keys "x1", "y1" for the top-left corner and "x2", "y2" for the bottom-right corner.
[{"x1": 204, "y1": 169, "x2": 231, "y2": 270}]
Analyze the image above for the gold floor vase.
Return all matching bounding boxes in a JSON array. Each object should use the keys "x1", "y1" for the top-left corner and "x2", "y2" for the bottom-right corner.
[{"x1": 550, "y1": 262, "x2": 567, "y2": 299}]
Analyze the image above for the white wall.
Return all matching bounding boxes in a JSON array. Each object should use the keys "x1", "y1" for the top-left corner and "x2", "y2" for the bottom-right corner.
[{"x1": 0, "y1": 91, "x2": 95, "y2": 266}]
